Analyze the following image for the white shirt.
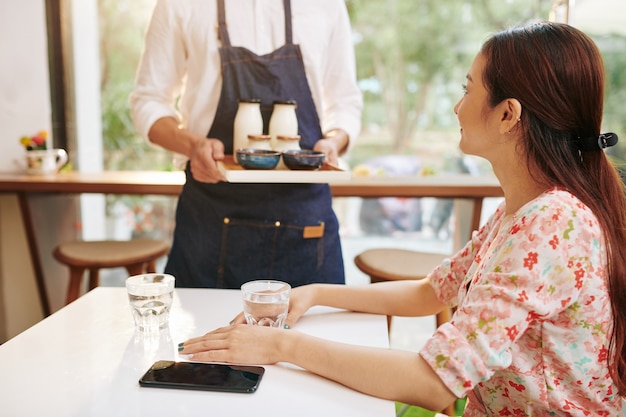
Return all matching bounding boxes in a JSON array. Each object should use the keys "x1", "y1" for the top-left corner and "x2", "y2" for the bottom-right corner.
[{"x1": 130, "y1": 0, "x2": 363, "y2": 167}]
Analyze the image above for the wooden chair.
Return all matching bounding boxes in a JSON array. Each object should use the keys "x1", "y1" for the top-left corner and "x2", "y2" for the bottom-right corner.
[
  {"x1": 354, "y1": 247, "x2": 456, "y2": 416},
  {"x1": 53, "y1": 238, "x2": 170, "y2": 305}
]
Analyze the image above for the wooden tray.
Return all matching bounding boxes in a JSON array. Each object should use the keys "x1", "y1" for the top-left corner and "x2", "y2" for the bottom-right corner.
[{"x1": 217, "y1": 156, "x2": 351, "y2": 183}]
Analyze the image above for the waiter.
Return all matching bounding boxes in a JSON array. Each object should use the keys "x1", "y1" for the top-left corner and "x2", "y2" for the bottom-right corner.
[{"x1": 130, "y1": 0, "x2": 363, "y2": 288}]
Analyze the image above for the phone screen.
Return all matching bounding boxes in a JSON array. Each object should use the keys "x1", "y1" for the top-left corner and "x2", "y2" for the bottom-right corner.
[{"x1": 139, "y1": 360, "x2": 265, "y2": 393}]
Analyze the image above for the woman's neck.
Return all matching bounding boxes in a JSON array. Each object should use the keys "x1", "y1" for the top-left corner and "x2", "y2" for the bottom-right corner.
[{"x1": 493, "y1": 164, "x2": 548, "y2": 216}]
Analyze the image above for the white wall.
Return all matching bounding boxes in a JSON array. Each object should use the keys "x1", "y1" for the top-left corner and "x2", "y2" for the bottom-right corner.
[
  {"x1": 0, "y1": 1, "x2": 52, "y2": 342},
  {"x1": 0, "y1": 0, "x2": 106, "y2": 342},
  {"x1": 0, "y1": 1, "x2": 52, "y2": 173}
]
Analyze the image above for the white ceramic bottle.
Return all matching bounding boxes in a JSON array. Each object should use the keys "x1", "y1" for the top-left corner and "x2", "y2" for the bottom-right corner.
[
  {"x1": 233, "y1": 99, "x2": 263, "y2": 164},
  {"x1": 268, "y1": 100, "x2": 298, "y2": 150},
  {"x1": 246, "y1": 134, "x2": 272, "y2": 150},
  {"x1": 274, "y1": 135, "x2": 301, "y2": 169}
]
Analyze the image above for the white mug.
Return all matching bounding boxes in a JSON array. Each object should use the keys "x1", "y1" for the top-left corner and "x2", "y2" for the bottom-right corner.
[{"x1": 25, "y1": 148, "x2": 69, "y2": 175}]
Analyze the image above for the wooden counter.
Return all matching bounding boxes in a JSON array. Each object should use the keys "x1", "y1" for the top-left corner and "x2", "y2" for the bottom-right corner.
[
  {"x1": 0, "y1": 170, "x2": 502, "y2": 198},
  {"x1": 0, "y1": 170, "x2": 503, "y2": 316}
]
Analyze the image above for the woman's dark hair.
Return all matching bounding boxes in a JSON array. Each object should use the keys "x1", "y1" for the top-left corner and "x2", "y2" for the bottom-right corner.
[{"x1": 481, "y1": 21, "x2": 626, "y2": 396}]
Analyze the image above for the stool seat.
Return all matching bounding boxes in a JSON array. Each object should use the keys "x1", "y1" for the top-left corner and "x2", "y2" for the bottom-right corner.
[
  {"x1": 354, "y1": 248, "x2": 448, "y2": 283},
  {"x1": 354, "y1": 248, "x2": 451, "y2": 328},
  {"x1": 53, "y1": 238, "x2": 170, "y2": 305}
]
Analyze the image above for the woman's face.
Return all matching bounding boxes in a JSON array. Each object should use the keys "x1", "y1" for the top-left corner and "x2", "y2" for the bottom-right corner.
[{"x1": 453, "y1": 52, "x2": 506, "y2": 161}]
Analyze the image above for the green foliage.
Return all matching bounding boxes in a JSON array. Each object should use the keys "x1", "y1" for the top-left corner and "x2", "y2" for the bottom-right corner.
[
  {"x1": 346, "y1": 0, "x2": 552, "y2": 161},
  {"x1": 595, "y1": 34, "x2": 626, "y2": 165},
  {"x1": 99, "y1": 0, "x2": 173, "y2": 171},
  {"x1": 98, "y1": 0, "x2": 626, "y2": 171},
  {"x1": 395, "y1": 397, "x2": 467, "y2": 416}
]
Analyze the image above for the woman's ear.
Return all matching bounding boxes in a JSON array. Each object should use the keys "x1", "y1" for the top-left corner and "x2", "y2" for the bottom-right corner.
[{"x1": 498, "y1": 98, "x2": 523, "y2": 134}]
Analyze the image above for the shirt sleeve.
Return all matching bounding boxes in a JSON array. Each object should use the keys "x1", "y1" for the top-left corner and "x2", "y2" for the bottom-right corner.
[
  {"x1": 129, "y1": 0, "x2": 187, "y2": 141},
  {"x1": 317, "y1": 1, "x2": 363, "y2": 148},
  {"x1": 420, "y1": 194, "x2": 605, "y2": 397}
]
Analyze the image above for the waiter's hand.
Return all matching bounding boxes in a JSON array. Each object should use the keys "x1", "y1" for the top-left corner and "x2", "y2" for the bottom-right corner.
[
  {"x1": 148, "y1": 117, "x2": 227, "y2": 183},
  {"x1": 313, "y1": 139, "x2": 340, "y2": 166},
  {"x1": 314, "y1": 128, "x2": 349, "y2": 167},
  {"x1": 189, "y1": 137, "x2": 227, "y2": 183}
]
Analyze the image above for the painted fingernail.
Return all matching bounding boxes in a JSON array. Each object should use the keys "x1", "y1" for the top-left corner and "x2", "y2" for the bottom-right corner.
[
  {"x1": 284, "y1": 324, "x2": 290, "y2": 330},
  {"x1": 177, "y1": 342, "x2": 184, "y2": 351}
]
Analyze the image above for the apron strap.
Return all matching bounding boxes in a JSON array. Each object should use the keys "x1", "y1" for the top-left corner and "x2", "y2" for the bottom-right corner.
[
  {"x1": 217, "y1": 0, "x2": 231, "y2": 47},
  {"x1": 283, "y1": 0, "x2": 293, "y2": 45}
]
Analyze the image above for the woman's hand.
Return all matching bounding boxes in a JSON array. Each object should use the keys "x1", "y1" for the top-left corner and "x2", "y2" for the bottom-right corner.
[
  {"x1": 179, "y1": 324, "x2": 287, "y2": 364},
  {"x1": 283, "y1": 284, "x2": 317, "y2": 328}
]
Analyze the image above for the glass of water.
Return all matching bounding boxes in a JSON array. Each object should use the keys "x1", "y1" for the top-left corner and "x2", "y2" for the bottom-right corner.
[
  {"x1": 125, "y1": 273, "x2": 175, "y2": 332},
  {"x1": 241, "y1": 280, "x2": 291, "y2": 328}
]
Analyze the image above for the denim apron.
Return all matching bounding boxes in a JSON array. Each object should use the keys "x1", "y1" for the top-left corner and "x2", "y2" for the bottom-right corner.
[{"x1": 165, "y1": 0, "x2": 345, "y2": 288}]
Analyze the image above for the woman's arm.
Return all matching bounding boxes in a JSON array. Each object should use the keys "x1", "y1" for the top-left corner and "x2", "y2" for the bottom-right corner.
[
  {"x1": 312, "y1": 280, "x2": 445, "y2": 317},
  {"x1": 279, "y1": 280, "x2": 447, "y2": 329},
  {"x1": 180, "y1": 323, "x2": 456, "y2": 411},
  {"x1": 287, "y1": 331, "x2": 457, "y2": 410}
]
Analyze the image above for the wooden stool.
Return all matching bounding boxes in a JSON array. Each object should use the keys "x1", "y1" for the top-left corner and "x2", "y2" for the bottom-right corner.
[
  {"x1": 53, "y1": 238, "x2": 170, "y2": 305},
  {"x1": 354, "y1": 248, "x2": 451, "y2": 329}
]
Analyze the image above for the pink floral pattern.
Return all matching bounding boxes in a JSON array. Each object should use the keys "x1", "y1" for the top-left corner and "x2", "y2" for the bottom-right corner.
[{"x1": 421, "y1": 188, "x2": 621, "y2": 416}]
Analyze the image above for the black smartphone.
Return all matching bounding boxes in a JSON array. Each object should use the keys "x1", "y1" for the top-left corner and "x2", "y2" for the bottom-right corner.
[{"x1": 139, "y1": 360, "x2": 265, "y2": 393}]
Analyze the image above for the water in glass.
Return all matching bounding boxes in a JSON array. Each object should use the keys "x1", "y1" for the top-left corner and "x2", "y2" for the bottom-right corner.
[{"x1": 241, "y1": 280, "x2": 290, "y2": 328}]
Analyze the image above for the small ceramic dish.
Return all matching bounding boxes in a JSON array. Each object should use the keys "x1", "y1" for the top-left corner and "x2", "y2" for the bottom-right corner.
[
  {"x1": 236, "y1": 148, "x2": 281, "y2": 170},
  {"x1": 282, "y1": 149, "x2": 326, "y2": 171}
]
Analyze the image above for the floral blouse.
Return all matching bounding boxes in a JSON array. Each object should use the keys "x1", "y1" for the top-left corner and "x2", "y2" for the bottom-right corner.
[{"x1": 420, "y1": 188, "x2": 621, "y2": 416}]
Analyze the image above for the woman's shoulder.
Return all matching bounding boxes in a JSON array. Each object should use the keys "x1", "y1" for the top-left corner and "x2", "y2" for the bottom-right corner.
[
  {"x1": 512, "y1": 187, "x2": 601, "y2": 239},
  {"x1": 520, "y1": 187, "x2": 595, "y2": 218}
]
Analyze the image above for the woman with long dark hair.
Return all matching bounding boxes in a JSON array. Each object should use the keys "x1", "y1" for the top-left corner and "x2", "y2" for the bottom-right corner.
[{"x1": 180, "y1": 22, "x2": 626, "y2": 415}]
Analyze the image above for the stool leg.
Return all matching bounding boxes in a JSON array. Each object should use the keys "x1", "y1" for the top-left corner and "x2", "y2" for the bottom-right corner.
[
  {"x1": 66, "y1": 266, "x2": 86, "y2": 305},
  {"x1": 125, "y1": 263, "x2": 146, "y2": 277},
  {"x1": 88, "y1": 268, "x2": 100, "y2": 291},
  {"x1": 436, "y1": 307, "x2": 452, "y2": 328},
  {"x1": 145, "y1": 259, "x2": 157, "y2": 273}
]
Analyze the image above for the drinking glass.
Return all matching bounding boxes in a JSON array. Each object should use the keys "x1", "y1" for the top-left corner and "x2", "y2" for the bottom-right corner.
[
  {"x1": 241, "y1": 280, "x2": 291, "y2": 328},
  {"x1": 125, "y1": 273, "x2": 175, "y2": 332}
]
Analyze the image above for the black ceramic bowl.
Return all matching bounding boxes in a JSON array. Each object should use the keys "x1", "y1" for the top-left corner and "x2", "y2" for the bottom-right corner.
[
  {"x1": 236, "y1": 148, "x2": 281, "y2": 170},
  {"x1": 282, "y1": 149, "x2": 326, "y2": 171}
]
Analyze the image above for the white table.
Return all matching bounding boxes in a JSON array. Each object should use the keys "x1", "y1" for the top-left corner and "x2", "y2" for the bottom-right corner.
[{"x1": 0, "y1": 287, "x2": 394, "y2": 417}]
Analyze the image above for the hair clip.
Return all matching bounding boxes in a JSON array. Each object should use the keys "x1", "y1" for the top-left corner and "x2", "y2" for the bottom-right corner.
[
  {"x1": 575, "y1": 132, "x2": 619, "y2": 152},
  {"x1": 597, "y1": 133, "x2": 618, "y2": 149}
]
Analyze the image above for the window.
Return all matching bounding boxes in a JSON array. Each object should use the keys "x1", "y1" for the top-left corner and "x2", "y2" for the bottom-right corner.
[{"x1": 56, "y1": 1, "x2": 626, "y2": 262}]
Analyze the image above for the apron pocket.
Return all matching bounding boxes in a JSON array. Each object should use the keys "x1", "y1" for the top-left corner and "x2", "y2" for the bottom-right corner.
[{"x1": 218, "y1": 217, "x2": 324, "y2": 288}]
